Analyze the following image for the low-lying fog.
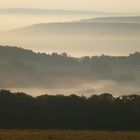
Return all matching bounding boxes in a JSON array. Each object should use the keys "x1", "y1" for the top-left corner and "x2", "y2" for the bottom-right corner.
[
  {"x1": 0, "y1": 11, "x2": 140, "y2": 96},
  {"x1": 1, "y1": 21, "x2": 140, "y2": 57},
  {"x1": 8, "y1": 81, "x2": 140, "y2": 97},
  {"x1": 0, "y1": 46, "x2": 140, "y2": 96}
]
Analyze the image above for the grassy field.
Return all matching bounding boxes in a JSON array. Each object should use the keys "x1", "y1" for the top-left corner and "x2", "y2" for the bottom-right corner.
[{"x1": 0, "y1": 130, "x2": 140, "y2": 140}]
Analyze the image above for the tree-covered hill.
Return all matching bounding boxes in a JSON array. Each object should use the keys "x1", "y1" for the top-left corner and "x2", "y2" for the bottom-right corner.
[{"x1": 0, "y1": 46, "x2": 140, "y2": 95}]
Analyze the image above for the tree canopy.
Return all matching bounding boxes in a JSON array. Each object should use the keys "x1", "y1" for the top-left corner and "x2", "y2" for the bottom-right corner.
[{"x1": 0, "y1": 90, "x2": 140, "y2": 130}]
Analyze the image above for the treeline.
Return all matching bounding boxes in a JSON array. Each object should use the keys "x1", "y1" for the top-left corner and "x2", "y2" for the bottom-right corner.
[
  {"x1": 1, "y1": 46, "x2": 140, "y2": 65},
  {"x1": 0, "y1": 90, "x2": 140, "y2": 130},
  {"x1": 1, "y1": 46, "x2": 140, "y2": 89}
]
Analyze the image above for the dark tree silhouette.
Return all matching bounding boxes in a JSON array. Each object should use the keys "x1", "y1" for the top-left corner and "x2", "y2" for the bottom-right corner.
[{"x1": 0, "y1": 90, "x2": 140, "y2": 130}]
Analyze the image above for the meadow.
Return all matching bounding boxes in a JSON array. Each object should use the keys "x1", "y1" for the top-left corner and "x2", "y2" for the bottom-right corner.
[{"x1": 0, "y1": 130, "x2": 140, "y2": 140}]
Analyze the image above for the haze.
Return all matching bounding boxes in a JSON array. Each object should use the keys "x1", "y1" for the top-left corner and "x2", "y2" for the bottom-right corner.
[
  {"x1": 0, "y1": 0, "x2": 140, "y2": 96},
  {"x1": 1, "y1": 0, "x2": 140, "y2": 13}
]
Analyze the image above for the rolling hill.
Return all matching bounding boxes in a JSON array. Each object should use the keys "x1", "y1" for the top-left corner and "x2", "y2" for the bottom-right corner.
[
  {"x1": 5, "y1": 16, "x2": 140, "y2": 35},
  {"x1": 0, "y1": 46, "x2": 140, "y2": 96},
  {"x1": 81, "y1": 16, "x2": 140, "y2": 23},
  {"x1": 0, "y1": 8, "x2": 105, "y2": 16}
]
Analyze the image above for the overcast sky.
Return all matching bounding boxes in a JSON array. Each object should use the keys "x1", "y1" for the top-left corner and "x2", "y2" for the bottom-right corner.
[{"x1": 0, "y1": 0, "x2": 140, "y2": 13}]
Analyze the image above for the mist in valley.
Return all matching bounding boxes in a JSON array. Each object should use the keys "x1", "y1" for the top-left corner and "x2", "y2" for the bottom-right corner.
[
  {"x1": 1, "y1": 18, "x2": 140, "y2": 56},
  {"x1": 0, "y1": 46, "x2": 140, "y2": 96},
  {"x1": 0, "y1": 9, "x2": 140, "y2": 96}
]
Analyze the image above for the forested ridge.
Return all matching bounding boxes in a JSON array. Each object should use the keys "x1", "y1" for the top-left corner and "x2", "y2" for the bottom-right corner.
[
  {"x1": 1, "y1": 46, "x2": 140, "y2": 90},
  {"x1": 0, "y1": 90, "x2": 140, "y2": 130}
]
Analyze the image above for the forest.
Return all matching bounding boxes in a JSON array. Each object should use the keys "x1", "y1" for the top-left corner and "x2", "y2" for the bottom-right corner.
[
  {"x1": 0, "y1": 89, "x2": 140, "y2": 130},
  {"x1": 0, "y1": 46, "x2": 140, "y2": 94}
]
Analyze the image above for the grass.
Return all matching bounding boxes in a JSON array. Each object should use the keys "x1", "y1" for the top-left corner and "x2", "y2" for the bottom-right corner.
[{"x1": 0, "y1": 130, "x2": 140, "y2": 140}]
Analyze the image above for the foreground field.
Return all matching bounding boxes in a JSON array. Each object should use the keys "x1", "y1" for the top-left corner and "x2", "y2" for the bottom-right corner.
[{"x1": 0, "y1": 130, "x2": 140, "y2": 140}]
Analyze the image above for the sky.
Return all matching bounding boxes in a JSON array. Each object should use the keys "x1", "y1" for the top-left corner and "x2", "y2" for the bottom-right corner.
[{"x1": 0, "y1": 0, "x2": 140, "y2": 13}]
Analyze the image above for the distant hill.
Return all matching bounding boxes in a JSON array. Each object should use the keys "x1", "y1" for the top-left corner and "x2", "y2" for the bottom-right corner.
[
  {"x1": 81, "y1": 16, "x2": 140, "y2": 23},
  {"x1": 0, "y1": 8, "x2": 105, "y2": 16},
  {"x1": 0, "y1": 46, "x2": 140, "y2": 95},
  {"x1": 4, "y1": 16, "x2": 140, "y2": 35},
  {"x1": 6, "y1": 21, "x2": 140, "y2": 36},
  {"x1": 1, "y1": 16, "x2": 140, "y2": 71},
  {"x1": 1, "y1": 17, "x2": 140, "y2": 84}
]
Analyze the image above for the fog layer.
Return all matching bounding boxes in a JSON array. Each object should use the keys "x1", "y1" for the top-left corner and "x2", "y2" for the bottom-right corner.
[{"x1": 0, "y1": 46, "x2": 140, "y2": 96}]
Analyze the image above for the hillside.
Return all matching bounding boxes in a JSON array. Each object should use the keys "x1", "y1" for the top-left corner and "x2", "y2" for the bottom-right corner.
[
  {"x1": 6, "y1": 20, "x2": 140, "y2": 35},
  {"x1": 0, "y1": 8, "x2": 104, "y2": 16},
  {"x1": 81, "y1": 16, "x2": 140, "y2": 23},
  {"x1": 0, "y1": 15, "x2": 139, "y2": 58},
  {"x1": 0, "y1": 46, "x2": 140, "y2": 95}
]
